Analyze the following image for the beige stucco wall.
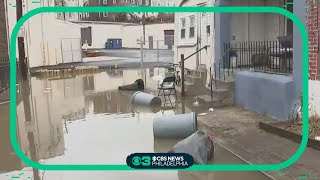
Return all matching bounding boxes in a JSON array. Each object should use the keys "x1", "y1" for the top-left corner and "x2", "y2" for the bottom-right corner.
[{"x1": 309, "y1": 80, "x2": 320, "y2": 117}]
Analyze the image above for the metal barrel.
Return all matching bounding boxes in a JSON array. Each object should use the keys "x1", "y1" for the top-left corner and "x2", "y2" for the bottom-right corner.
[
  {"x1": 118, "y1": 79, "x2": 144, "y2": 91},
  {"x1": 132, "y1": 104, "x2": 161, "y2": 113},
  {"x1": 118, "y1": 83, "x2": 140, "y2": 91},
  {"x1": 153, "y1": 112, "x2": 197, "y2": 139},
  {"x1": 131, "y1": 91, "x2": 162, "y2": 107}
]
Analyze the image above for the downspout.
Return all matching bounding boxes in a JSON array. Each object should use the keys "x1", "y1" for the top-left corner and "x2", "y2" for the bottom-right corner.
[
  {"x1": 317, "y1": 0, "x2": 319, "y2": 53},
  {"x1": 4, "y1": 0, "x2": 10, "y2": 58},
  {"x1": 40, "y1": 0, "x2": 46, "y2": 65},
  {"x1": 99, "y1": 0, "x2": 101, "y2": 18},
  {"x1": 247, "y1": 0, "x2": 250, "y2": 42}
]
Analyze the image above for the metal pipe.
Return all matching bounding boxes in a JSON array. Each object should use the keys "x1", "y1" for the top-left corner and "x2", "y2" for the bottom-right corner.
[
  {"x1": 210, "y1": 67, "x2": 213, "y2": 100},
  {"x1": 181, "y1": 54, "x2": 185, "y2": 96},
  {"x1": 183, "y1": 45, "x2": 207, "y2": 61},
  {"x1": 157, "y1": 39, "x2": 159, "y2": 63}
]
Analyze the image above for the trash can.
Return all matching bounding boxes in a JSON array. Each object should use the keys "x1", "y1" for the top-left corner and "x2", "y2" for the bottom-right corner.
[
  {"x1": 153, "y1": 112, "x2": 197, "y2": 139},
  {"x1": 131, "y1": 91, "x2": 162, "y2": 107},
  {"x1": 106, "y1": 39, "x2": 122, "y2": 49}
]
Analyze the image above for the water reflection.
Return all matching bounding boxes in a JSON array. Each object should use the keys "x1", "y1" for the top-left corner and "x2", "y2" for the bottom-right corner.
[{"x1": 0, "y1": 68, "x2": 271, "y2": 180}]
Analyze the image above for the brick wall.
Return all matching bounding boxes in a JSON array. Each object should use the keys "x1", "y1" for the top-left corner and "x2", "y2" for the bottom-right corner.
[
  {"x1": 0, "y1": 0, "x2": 9, "y2": 63},
  {"x1": 307, "y1": 0, "x2": 320, "y2": 80}
]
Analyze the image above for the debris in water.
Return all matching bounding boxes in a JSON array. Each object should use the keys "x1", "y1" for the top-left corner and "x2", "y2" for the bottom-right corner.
[
  {"x1": 209, "y1": 108, "x2": 214, "y2": 112},
  {"x1": 198, "y1": 113, "x2": 207, "y2": 116},
  {"x1": 193, "y1": 100, "x2": 199, "y2": 106},
  {"x1": 168, "y1": 131, "x2": 214, "y2": 164}
]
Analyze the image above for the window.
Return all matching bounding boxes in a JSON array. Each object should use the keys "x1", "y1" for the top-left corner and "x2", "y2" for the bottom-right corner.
[
  {"x1": 131, "y1": 0, "x2": 135, "y2": 4},
  {"x1": 113, "y1": 0, "x2": 116, "y2": 3},
  {"x1": 206, "y1": 25, "x2": 210, "y2": 43},
  {"x1": 124, "y1": 0, "x2": 128, "y2": 3},
  {"x1": 139, "y1": 0, "x2": 142, "y2": 5},
  {"x1": 103, "y1": 12, "x2": 108, "y2": 17},
  {"x1": 145, "y1": 0, "x2": 148, "y2": 5},
  {"x1": 189, "y1": 15, "x2": 195, "y2": 38},
  {"x1": 181, "y1": 18, "x2": 186, "y2": 39},
  {"x1": 103, "y1": 0, "x2": 108, "y2": 4}
]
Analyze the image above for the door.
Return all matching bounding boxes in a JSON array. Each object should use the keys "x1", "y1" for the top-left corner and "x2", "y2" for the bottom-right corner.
[
  {"x1": 164, "y1": 30, "x2": 174, "y2": 50},
  {"x1": 148, "y1": 36, "x2": 153, "y2": 49},
  {"x1": 81, "y1": 27, "x2": 92, "y2": 46}
]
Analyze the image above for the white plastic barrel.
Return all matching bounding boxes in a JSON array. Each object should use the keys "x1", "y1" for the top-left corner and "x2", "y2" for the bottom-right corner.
[
  {"x1": 131, "y1": 91, "x2": 162, "y2": 107},
  {"x1": 153, "y1": 112, "x2": 197, "y2": 138}
]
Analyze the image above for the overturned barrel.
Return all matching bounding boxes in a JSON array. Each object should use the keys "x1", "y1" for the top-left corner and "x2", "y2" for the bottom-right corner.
[
  {"x1": 132, "y1": 104, "x2": 161, "y2": 113},
  {"x1": 118, "y1": 79, "x2": 145, "y2": 91},
  {"x1": 153, "y1": 112, "x2": 197, "y2": 139},
  {"x1": 131, "y1": 91, "x2": 162, "y2": 107}
]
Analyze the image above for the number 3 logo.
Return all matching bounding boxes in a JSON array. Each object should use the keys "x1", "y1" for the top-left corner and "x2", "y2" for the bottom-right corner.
[{"x1": 141, "y1": 156, "x2": 151, "y2": 166}]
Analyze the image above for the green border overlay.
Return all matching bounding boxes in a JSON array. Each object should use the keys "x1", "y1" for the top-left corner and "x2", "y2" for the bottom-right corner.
[{"x1": 10, "y1": 6, "x2": 309, "y2": 171}]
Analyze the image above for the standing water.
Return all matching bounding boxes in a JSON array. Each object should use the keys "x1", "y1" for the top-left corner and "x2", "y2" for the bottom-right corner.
[{"x1": 0, "y1": 68, "x2": 272, "y2": 180}]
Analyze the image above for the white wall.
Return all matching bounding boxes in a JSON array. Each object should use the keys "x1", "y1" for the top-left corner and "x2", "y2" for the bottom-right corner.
[
  {"x1": 6, "y1": 0, "x2": 84, "y2": 68},
  {"x1": 309, "y1": 80, "x2": 320, "y2": 117},
  {"x1": 82, "y1": 23, "x2": 174, "y2": 49},
  {"x1": 174, "y1": 0, "x2": 214, "y2": 86},
  {"x1": 89, "y1": 24, "x2": 123, "y2": 49}
]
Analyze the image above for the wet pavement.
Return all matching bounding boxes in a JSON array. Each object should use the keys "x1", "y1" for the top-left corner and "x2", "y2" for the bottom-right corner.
[{"x1": 0, "y1": 67, "x2": 272, "y2": 180}]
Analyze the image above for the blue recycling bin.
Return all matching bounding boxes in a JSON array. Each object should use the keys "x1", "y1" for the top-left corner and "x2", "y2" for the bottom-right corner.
[{"x1": 106, "y1": 39, "x2": 122, "y2": 49}]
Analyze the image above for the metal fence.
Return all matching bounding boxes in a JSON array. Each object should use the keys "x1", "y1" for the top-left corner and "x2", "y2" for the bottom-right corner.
[
  {"x1": 222, "y1": 40, "x2": 293, "y2": 75},
  {"x1": 138, "y1": 36, "x2": 174, "y2": 65},
  {"x1": 60, "y1": 38, "x2": 83, "y2": 64},
  {"x1": 0, "y1": 61, "x2": 21, "y2": 94},
  {"x1": 144, "y1": 35, "x2": 174, "y2": 50}
]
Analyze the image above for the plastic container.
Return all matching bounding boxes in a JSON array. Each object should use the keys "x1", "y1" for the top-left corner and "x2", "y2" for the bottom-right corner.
[
  {"x1": 106, "y1": 39, "x2": 122, "y2": 49},
  {"x1": 153, "y1": 112, "x2": 197, "y2": 138},
  {"x1": 131, "y1": 91, "x2": 162, "y2": 107},
  {"x1": 118, "y1": 79, "x2": 144, "y2": 91}
]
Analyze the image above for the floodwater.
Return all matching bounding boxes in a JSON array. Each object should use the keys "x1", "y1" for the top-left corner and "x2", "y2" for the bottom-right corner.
[{"x1": 0, "y1": 68, "x2": 272, "y2": 180}]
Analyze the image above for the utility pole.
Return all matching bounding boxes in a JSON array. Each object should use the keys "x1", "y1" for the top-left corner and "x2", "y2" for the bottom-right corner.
[
  {"x1": 16, "y1": 0, "x2": 28, "y2": 80},
  {"x1": 142, "y1": 12, "x2": 146, "y2": 44}
]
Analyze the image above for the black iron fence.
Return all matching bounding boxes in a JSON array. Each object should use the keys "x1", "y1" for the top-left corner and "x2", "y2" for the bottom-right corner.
[{"x1": 222, "y1": 40, "x2": 293, "y2": 75}]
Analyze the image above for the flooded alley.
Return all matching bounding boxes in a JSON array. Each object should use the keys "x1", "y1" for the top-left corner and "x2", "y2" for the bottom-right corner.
[{"x1": 0, "y1": 67, "x2": 272, "y2": 180}]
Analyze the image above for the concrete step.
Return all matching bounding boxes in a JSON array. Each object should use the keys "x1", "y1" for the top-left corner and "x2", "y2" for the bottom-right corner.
[
  {"x1": 185, "y1": 75, "x2": 202, "y2": 84},
  {"x1": 195, "y1": 94, "x2": 234, "y2": 107},
  {"x1": 205, "y1": 87, "x2": 233, "y2": 100},
  {"x1": 210, "y1": 79, "x2": 235, "y2": 90}
]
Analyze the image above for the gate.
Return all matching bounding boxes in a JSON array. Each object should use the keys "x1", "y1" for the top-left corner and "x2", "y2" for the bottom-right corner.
[{"x1": 60, "y1": 38, "x2": 83, "y2": 64}]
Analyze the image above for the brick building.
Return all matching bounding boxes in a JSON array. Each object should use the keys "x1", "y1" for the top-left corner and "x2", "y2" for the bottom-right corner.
[
  {"x1": 307, "y1": 0, "x2": 320, "y2": 80},
  {"x1": 0, "y1": 0, "x2": 9, "y2": 63},
  {"x1": 81, "y1": 0, "x2": 150, "y2": 22}
]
